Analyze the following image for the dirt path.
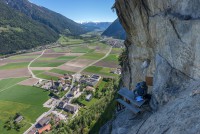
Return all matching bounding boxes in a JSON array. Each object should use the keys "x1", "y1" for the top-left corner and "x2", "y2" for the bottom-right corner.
[{"x1": 28, "y1": 50, "x2": 46, "y2": 80}]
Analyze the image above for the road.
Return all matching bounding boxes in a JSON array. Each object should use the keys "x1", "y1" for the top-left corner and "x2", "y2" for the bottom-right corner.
[
  {"x1": 24, "y1": 46, "x2": 113, "y2": 134},
  {"x1": 27, "y1": 50, "x2": 46, "y2": 80}
]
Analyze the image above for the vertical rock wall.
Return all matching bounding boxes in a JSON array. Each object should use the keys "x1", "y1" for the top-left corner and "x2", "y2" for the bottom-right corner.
[{"x1": 114, "y1": 0, "x2": 200, "y2": 108}]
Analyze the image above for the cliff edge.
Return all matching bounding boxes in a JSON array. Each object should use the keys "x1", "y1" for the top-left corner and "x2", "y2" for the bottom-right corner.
[{"x1": 108, "y1": 0, "x2": 200, "y2": 133}]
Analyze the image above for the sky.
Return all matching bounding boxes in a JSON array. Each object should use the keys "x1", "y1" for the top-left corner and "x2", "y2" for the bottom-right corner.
[{"x1": 29, "y1": 0, "x2": 117, "y2": 23}]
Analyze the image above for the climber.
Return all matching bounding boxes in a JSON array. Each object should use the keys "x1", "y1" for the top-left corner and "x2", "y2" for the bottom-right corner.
[{"x1": 133, "y1": 81, "x2": 148, "y2": 100}]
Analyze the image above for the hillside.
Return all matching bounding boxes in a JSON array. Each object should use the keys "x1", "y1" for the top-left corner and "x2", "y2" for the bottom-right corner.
[
  {"x1": 2, "y1": 0, "x2": 88, "y2": 35},
  {"x1": 0, "y1": 0, "x2": 89, "y2": 54},
  {"x1": 0, "y1": 1, "x2": 58, "y2": 54},
  {"x1": 102, "y1": 19, "x2": 126, "y2": 40},
  {"x1": 102, "y1": 0, "x2": 200, "y2": 134}
]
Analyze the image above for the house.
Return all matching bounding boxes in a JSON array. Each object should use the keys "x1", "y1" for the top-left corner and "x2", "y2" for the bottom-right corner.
[
  {"x1": 69, "y1": 86, "x2": 80, "y2": 96},
  {"x1": 58, "y1": 101, "x2": 64, "y2": 109},
  {"x1": 62, "y1": 84, "x2": 69, "y2": 91},
  {"x1": 14, "y1": 115, "x2": 23, "y2": 123},
  {"x1": 74, "y1": 74, "x2": 81, "y2": 81},
  {"x1": 86, "y1": 79, "x2": 98, "y2": 87},
  {"x1": 37, "y1": 117, "x2": 51, "y2": 127},
  {"x1": 85, "y1": 86, "x2": 95, "y2": 92},
  {"x1": 91, "y1": 74, "x2": 101, "y2": 81},
  {"x1": 86, "y1": 94, "x2": 92, "y2": 101},
  {"x1": 38, "y1": 124, "x2": 51, "y2": 134},
  {"x1": 64, "y1": 104, "x2": 78, "y2": 114},
  {"x1": 111, "y1": 68, "x2": 121, "y2": 75}
]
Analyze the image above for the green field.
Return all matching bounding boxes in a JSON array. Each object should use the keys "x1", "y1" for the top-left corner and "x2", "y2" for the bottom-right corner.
[
  {"x1": 30, "y1": 61, "x2": 65, "y2": 67},
  {"x1": 0, "y1": 85, "x2": 49, "y2": 134},
  {"x1": 9, "y1": 55, "x2": 38, "y2": 60},
  {"x1": 0, "y1": 77, "x2": 27, "y2": 92},
  {"x1": 32, "y1": 70, "x2": 45, "y2": 75},
  {"x1": 84, "y1": 66, "x2": 118, "y2": 77},
  {"x1": 0, "y1": 62, "x2": 29, "y2": 70},
  {"x1": 49, "y1": 68, "x2": 74, "y2": 75},
  {"x1": 36, "y1": 57, "x2": 55, "y2": 61},
  {"x1": 111, "y1": 48, "x2": 123, "y2": 54},
  {"x1": 103, "y1": 54, "x2": 119, "y2": 63},
  {"x1": 80, "y1": 98, "x2": 99, "y2": 107},
  {"x1": 52, "y1": 47, "x2": 69, "y2": 53},
  {"x1": 56, "y1": 56, "x2": 77, "y2": 61},
  {"x1": 37, "y1": 73, "x2": 59, "y2": 81},
  {"x1": 70, "y1": 46, "x2": 91, "y2": 53},
  {"x1": 58, "y1": 36, "x2": 84, "y2": 45},
  {"x1": 79, "y1": 52, "x2": 105, "y2": 60}
]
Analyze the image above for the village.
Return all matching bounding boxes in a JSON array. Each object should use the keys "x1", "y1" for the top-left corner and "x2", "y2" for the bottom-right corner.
[{"x1": 24, "y1": 70, "x2": 120, "y2": 134}]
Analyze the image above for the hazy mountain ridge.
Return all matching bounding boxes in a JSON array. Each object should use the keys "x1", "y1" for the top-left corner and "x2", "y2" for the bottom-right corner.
[
  {"x1": 102, "y1": 19, "x2": 126, "y2": 40},
  {"x1": 81, "y1": 22, "x2": 112, "y2": 31}
]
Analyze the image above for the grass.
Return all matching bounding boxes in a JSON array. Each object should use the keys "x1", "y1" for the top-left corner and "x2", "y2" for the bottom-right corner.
[
  {"x1": 49, "y1": 69, "x2": 74, "y2": 75},
  {"x1": 84, "y1": 66, "x2": 118, "y2": 77},
  {"x1": 56, "y1": 56, "x2": 77, "y2": 61},
  {"x1": 9, "y1": 55, "x2": 38, "y2": 60},
  {"x1": 30, "y1": 62, "x2": 65, "y2": 67},
  {"x1": 70, "y1": 46, "x2": 91, "y2": 53},
  {"x1": 80, "y1": 98, "x2": 99, "y2": 107},
  {"x1": 0, "y1": 85, "x2": 49, "y2": 134},
  {"x1": 0, "y1": 62, "x2": 29, "y2": 70},
  {"x1": 111, "y1": 48, "x2": 123, "y2": 54},
  {"x1": 79, "y1": 52, "x2": 105, "y2": 60},
  {"x1": 37, "y1": 73, "x2": 59, "y2": 81},
  {"x1": 52, "y1": 47, "x2": 69, "y2": 53},
  {"x1": 32, "y1": 70, "x2": 45, "y2": 75},
  {"x1": 103, "y1": 54, "x2": 119, "y2": 63},
  {"x1": 0, "y1": 77, "x2": 27, "y2": 92},
  {"x1": 58, "y1": 36, "x2": 84, "y2": 45},
  {"x1": 97, "y1": 81, "x2": 107, "y2": 92},
  {"x1": 36, "y1": 57, "x2": 55, "y2": 61}
]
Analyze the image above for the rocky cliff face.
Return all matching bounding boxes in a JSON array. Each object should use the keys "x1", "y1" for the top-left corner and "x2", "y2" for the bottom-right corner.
[{"x1": 109, "y1": 0, "x2": 200, "y2": 133}]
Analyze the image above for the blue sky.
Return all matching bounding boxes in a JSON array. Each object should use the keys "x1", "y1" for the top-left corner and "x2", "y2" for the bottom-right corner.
[{"x1": 29, "y1": 0, "x2": 117, "y2": 23}]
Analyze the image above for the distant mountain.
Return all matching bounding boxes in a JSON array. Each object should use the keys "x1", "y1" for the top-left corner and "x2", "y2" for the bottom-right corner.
[
  {"x1": 81, "y1": 22, "x2": 112, "y2": 31},
  {"x1": 102, "y1": 19, "x2": 126, "y2": 40},
  {"x1": 0, "y1": 0, "x2": 89, "y2": 54}
]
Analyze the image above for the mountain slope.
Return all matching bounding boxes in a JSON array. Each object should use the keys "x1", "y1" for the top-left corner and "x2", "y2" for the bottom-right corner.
[
  {"x1": 0, "y1": 0, "x2": 90, "y2": 54},
  {"x1": 2, "y1": 0, "x2": 88, "y2": 35},
  {"x1": 102, "y1": 19, "x2": 126, "y2": 40},
  {"x1": 0, "y1": 1, "x2": 58, "y2": 54}
]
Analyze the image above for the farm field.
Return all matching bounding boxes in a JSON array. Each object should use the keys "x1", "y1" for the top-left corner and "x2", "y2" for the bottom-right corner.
[
  {"x1": 32, "y1": 70, "x2": 45, "y2": 75},
  {"x1": 78, "y1": 52, "x2": 105, "y2": 60},
  {"x1": 103, "y1": 54, "x2": 119, "y2": 63},
  {"x1": 0, "y1": 84, "x2": 49, "y2": 134},
  {"x1": 0, "y1": 77, "x2": 27, "y2": 92},
  {"x1": 83, "y1": 66, "x2": 118, "y2": 77},
  {"x1": 56, "y1": 56, "x2": 77, "y2": 61},
  {"x1": 69, "y1": 46, "x2": 92, "y2": 53},
  {"x1": 30, "y1": 61, "x2": 66, "y2": 67},
  {"x1": 36, "y1": 73, "x2": 59, "y2": 81},
  {"x1": 58, "y1": 36, "x2": 85, "y2": 46},
  {"x1": 49, "y1": 68, "x2": 74, "y2": 75},
  {"x1": 0, "y1": 62, "x2": 29, "y2": 70}
]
